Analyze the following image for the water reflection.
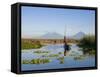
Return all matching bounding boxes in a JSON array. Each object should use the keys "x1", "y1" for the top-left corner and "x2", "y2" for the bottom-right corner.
[{"x1": 21, "y1": 44, "x2": 95, "y2": 71}]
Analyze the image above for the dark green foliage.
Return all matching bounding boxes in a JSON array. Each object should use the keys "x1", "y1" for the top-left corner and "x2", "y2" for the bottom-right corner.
[
  {"x1": 78, "y1": 35, "x2": 95, "y2": 55},
  {"x1": 79, "y1": 35, "x2": 95, "y2": 49}
]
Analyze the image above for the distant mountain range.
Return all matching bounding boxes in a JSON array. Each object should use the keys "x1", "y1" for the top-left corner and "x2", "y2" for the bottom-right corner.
[
  {"x1": 40, "y1": 32, "x2": 64, "y2": 39},
  {"x1": 39, "y1": 32, "x2": 85, "y2": 39},
  {"x1": 71, "y1": 32, "x2": 86, "y2": 39}
]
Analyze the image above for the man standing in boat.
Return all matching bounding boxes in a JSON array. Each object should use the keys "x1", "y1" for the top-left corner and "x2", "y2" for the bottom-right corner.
[{"x1": 64, "y1": 25, "x2": 70, "y2": 56}]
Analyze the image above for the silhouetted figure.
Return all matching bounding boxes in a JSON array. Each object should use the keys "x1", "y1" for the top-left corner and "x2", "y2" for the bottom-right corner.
[
  {"x1": 63, "y1": 25, "x2": 70, "y2": 56},
  {"x1": 64, "y1": 36, "x2": 70, "y2": 56}
]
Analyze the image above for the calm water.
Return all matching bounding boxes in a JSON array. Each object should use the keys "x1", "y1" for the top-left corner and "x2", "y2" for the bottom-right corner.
[{"x1": 21, "y1": 44, "x2": 95, "y2": 71}]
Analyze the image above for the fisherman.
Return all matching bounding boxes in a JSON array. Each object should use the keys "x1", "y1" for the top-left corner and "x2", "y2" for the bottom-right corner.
[{"x1": 64, "y1": 25, "x2": 70, "y2": 56}]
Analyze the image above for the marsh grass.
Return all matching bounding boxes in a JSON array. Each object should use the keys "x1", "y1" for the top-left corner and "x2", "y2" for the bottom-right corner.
[
  {"x1": 78, "y1": 35, "x2": 95, "y2": 55},
  {"x1": 21, "y1": 40, "x2": 43, "y2": 49}
]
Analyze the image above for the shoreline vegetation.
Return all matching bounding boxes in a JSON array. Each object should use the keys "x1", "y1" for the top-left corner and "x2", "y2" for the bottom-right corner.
[
  {"x1": 21, "y1": 35, "x2": 95, "y2": 64},
  {"x1": 21, "y1": 35, "x2": 95, "y2": 56},
  {"x1": 21, "y1": 40, "x2": 43, "y2": 49},
  {"x1": 21, "y1": 38, "x2": 77, "y2": 50},
  {"x1": 78, "y1": 35, "x2": 95, "y2": 55}
]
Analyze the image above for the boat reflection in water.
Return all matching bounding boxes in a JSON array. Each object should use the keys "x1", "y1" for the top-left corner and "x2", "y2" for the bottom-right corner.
[
  {"x1": 64, "y1": 25, "x2": 70, "y2": 56},
  {"x1": 64, "y1": 36, "x2": 70, "y2": 56}
]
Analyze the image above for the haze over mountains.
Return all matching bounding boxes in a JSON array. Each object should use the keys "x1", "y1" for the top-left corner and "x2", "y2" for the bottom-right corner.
[
  {"x1": 22, "y1": 32, "x2": 86, "y2": 39},
  {"x1": 70, "y1": 32, "x2": 86, "y2": 39},
  {"x1": 40, "y1": 32, "x2": 86, "y2": 39},
  {"x1": 41, "y1": 32, "x2": 64, "y2": 39}
]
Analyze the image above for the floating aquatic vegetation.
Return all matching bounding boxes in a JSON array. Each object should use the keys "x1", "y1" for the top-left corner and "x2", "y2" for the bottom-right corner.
[
  {"x1": 49, "y1": 54, "x2": 59, "y2": 57},
  {"x1": 58, "y1": 52, "x2": 63, "y2": 54},
  {"x1": 57, "y1": 57, "x2": 64, "y2": 64},
  {"x1": 41, "y1": 54, "x2": 60, "y2": 58},
  {"x1": 34, "y1": 50, "x2": 49, "y2": 54},
  {"x1": 31, "y1": 58, "x2": 51, "y2": 64},
  {"x1": 22, "y1": 60, "x2": 31, "y2": 64},
  {"x1": 74, "y1": 55, "x2": 86, "y2": 60},
  {"x1": 22, "y1": 58, "x2": 51, "y2": 64}
]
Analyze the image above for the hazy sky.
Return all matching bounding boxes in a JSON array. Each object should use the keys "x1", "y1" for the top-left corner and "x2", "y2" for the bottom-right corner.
[{"x1": 21, "y1": 6, "x2": 95, "y2": 38}]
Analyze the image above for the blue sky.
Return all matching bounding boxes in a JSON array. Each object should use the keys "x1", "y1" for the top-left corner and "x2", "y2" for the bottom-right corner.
[{"x1": 21, "y1": 6, "x2": 95, "y2": 38}]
